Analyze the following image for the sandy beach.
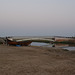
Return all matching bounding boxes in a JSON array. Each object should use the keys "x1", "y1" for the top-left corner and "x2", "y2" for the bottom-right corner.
[{"x1": 0, "y1": 45, "x2": 75, "y2": 75}]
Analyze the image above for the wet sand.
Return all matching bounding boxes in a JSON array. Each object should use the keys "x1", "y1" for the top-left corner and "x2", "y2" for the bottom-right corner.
[{"x1": 0, "y1": 45, "x2": 75, "y2": 75}]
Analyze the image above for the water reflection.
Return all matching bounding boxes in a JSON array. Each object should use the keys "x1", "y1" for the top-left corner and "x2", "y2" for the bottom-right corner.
[
  {"x1": 54, "y1": 44, "x2": 75, "y2": 51},
  {"x1": 55, "y1": 43, "x2": 69, "y2": 47},
  {"x1": 31, "y1": 42, "x2": 50, "y2": 46},
  {"x1": 31, "y1": 42, "x2": 75, "y2": 51}
]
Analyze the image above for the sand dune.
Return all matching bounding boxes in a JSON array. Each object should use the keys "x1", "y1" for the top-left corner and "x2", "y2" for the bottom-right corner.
[{"x1": 0, "y1": 45, "x2": 75, "y2": 75}]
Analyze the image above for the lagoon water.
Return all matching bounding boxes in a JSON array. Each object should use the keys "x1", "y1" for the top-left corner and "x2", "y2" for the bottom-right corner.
[
  {"x1": 31, "y1": 42, "x2": 51, "y2": 46},
  {"x1": 62, "y1": 47, "x2": 75, "y2": 51},
  {"x1": 31, "y1": 42, "x2": 75, "y2": 51}
]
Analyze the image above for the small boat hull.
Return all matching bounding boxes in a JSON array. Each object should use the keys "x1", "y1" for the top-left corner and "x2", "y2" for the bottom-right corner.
[
  {"x1": 6, "y1": 37, "x2": 32, "y2": 46},
  {"x1": 8, "y1": 41, "x2": 32, "y2": 46}
]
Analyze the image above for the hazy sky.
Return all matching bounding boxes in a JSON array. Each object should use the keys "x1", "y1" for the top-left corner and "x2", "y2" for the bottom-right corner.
[{"x1": 0, "y1": 0, "x2": 75, "y2": 37}]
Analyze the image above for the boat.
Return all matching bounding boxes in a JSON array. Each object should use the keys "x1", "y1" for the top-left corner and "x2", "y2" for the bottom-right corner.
[{"x1": 6, "y1": 37, "x2": 32, "y2": 46}]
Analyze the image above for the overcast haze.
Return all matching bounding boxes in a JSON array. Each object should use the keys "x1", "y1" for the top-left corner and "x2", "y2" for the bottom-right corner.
[{"x1": 0, "y1": 0, "x2": 75, "y2": 37}]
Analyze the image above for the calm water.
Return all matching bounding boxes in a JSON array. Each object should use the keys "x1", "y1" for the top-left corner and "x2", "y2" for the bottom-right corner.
[{"x1": 31, "y1": 42, "x2": 75, "y2": 51}]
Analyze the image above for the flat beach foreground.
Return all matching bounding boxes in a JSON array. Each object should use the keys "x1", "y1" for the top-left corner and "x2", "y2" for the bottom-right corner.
[{"x1": 0, "y1": 45, "x2": 75, "y2": 75}]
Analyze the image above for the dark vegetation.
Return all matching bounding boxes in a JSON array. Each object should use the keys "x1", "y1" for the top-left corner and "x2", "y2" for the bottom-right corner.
[
  {"x1": 30, "y1": 40, "x2": 75, "y2": 44},
  {"x1": 30, "y1": 40, "x2": 50, "y2": 43},
  {"x1": 0, "y1": 42, "x2": 3, "y2": 44},
  {"x1": 54, "y1": 40, "x2": 75, "y2": 44}
]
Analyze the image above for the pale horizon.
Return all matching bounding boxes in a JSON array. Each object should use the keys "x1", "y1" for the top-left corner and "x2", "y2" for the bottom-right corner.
[{"x1": 0, "y1": 0, "x2": 75, "y2": 37}]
